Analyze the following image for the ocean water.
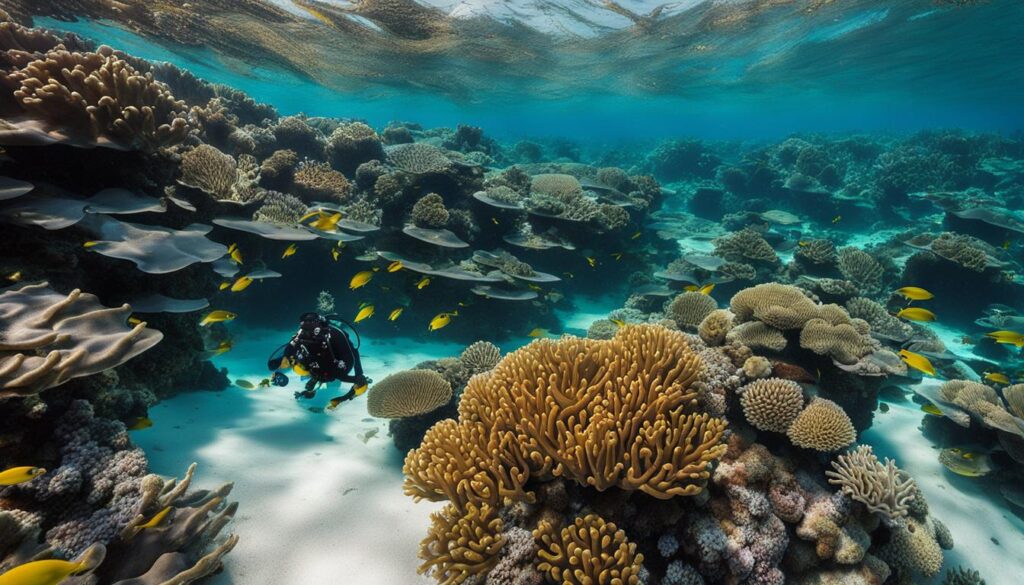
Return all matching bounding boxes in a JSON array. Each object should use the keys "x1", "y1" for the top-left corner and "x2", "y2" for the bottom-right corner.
[{"x1": 2, "y1": 2, "x2": 1024, "y2": 585}]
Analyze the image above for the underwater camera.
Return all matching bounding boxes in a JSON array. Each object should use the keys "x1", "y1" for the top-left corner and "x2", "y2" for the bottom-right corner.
[{"x1": 271, "y1": 372, "x2": 289, "y2": 387}]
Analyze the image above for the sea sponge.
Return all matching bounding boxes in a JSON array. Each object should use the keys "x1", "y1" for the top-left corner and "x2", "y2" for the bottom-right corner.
[
  {"x1": 534, "y1": 514, "x2": 643, "y2": 585},
  {"x1": 799, "y1": 318, "x2": 874, "y2": 365},
  {"x1": 405, "y1": 325, "x2": 728, "y2": 508},
  {"x1": 367, "y1": 370, "x2": 453, "y2": 419},
  {"x1": 794, "y1": 239, "x2": 837, "y2": 266},
  {"x1": 327, "y1": 121, "x2": 384, "y2": 174},
  {"x1": 531, "y1": 173, "x2": 582, "y2": 198},
  {"x1": 251, "y1": 191, "x2": 306, "y2": 225},
  {"x1": 460, "y1": 341, "x2": 501, "y2": 374},
  {"x1": 742, "y1": 356, "x2": 772, "y2": 379},
  {"x1": 666, "y1": 292, "x2": 718, "y2": 331},
  {"x1": 845, "y1": 297, "x2": 913, "y2": 341},
  {"x1": 837, "y1": 248, "x2": 884, "y2": 294},
  {"x1": 698, "y1": 309, "x2": 734, "y2": 346},
  {"x1": 8, "y1": 45, "x2": 191, "y2": 150},
  {"x1": 419, "y1": 502, "x2": 505, "y2": 585},
  {"x1": 726, "y1": 321, "x2": 788, "y2": 352},
  {"x1": 825, "y1": 445, "x2": 915, "y2": 522},
  {"x1": 0, "y1": 283, "x2": 163, "y2": 396},
  {"x1": 411, "y1": 193, "x2": 450, "y2": 228},
  {"x1": 731, "y1": 283, "x2": 820, "y2": 330},
  {"x1": 386, "y1": 143, "x2": 453, "y2": 174},
  {"x1": 713, "y1": 228, "x2": 779, "y2": 265},
  {"x1": 294, "y1": 161, "x2": 352, "y2": 203},
  {"x1": 877, "y1": 517, "x2": 944, "y2": 578},
  {"x1": 787, "y1": 398, "x2": 856, "y2": 452},
  {"x1": 739, "y1": 378, "x2": 805, "y2": 433}
]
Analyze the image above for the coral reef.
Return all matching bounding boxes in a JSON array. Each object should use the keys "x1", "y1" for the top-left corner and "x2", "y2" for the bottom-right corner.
[{"x1": 787, "y1": 398, "x2": 857, "y2": 452}]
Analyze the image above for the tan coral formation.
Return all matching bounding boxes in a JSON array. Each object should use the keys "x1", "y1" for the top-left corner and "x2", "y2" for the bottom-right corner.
[
  {"x1": 534, "y1": 514, "x2": 643, "y2": 585},
  {"x1": 825, "y1": 445, "x2": 915, "y2": 522},
  {"x1": 0, "y1": 282, "x2": 163, "y2": 397},
  {"x1": 366, "y1": 369, "x2": 453, "y2": 418},
  {"x1": 787, "y1": 398, "x2": 856, "y2": 452},
  {"x1": 419, "y1": 502, "x2": 505, "y2": 585},
  {"x1": 739, "y1": 378, "x2": 805, "y2": 433}
]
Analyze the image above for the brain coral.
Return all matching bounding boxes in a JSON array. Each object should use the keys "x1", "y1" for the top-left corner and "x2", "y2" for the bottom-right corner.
[
  {"x1": 731, "y1": 283, "x2": 820, "y2": 330},
  {"x1": 534, "y1": 514, "x2": 644, "y2": 585},
  {"x1": 787, "y1": 398, "x2": 856, "y2": 452},
  {"x1": 411, "y1": 193, "x2": 450, "y2": 228},
  {"x1": 739, "y1": 378, "x2": 805, "y2": 433},
  {"x1": 404, "y1": 325, "x2": 728, "y2": 509},
  {"x1": 666, "y1": 291, "x2": 718, "y2": 330},
  {"x1": 459, "y1": 341, "x2": 501, "y2": 374},
  {"x1": 698, "y1": 309, "x2": 734, "y2": 346},
  {"x1": 367, "y1": 369, "x2": 453, "y2": 418},
  {"x1": 794, "y1": 239, "x2": 837, "y2": 266}
]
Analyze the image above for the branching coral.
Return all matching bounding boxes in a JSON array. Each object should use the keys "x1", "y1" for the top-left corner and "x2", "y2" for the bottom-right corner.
[
  {"x1": 271, "y1": 115, "x2": 324, "y2": 159},
  {"x1": 825, "y1": 445, "x2": 915, "y2": 523},
  {"x1": 739, "y1": 378, "x2": 805, "y2": 433},
  {"x1": 534, "y1": 514, "x2": 644, "y2": 585},
  {"x1": 786, "y1": 398, "x2": 856, "y2": 452},
  {"x1": 294, "y1": 161, "x2": 352, "y2": 203},
  {"x1": 179, "y1": 144, "x2": 263, "y2": 203},
  {"x1": 666, "y1": 292, "x2": 718, "y2": 331},
  {"x1": 0, "y1": 283, "x2": 162, "y2": 396},
  {"x1": 836, "y1": 248, "x2": 883, "y2": 294},
  {"x1": 367, "y1": 369, "x2": 453, "y2": 419},
  {"x1": 6, "y1": 45, "x2": 191, "y2": 150},
  {"x1": 411, "y1": 193, "x2": 450, "y2": 228}
]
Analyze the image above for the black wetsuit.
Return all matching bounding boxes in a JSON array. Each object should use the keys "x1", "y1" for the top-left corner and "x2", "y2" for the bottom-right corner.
[{"x1": 276, "y1": 314, "x2": 366, "y2": 399}]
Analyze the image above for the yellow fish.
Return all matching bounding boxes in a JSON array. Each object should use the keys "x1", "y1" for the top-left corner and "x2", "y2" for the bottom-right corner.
[
  {"x1": 387, "y1": 261, "x2": 403, "y2": 273},
  {"x1": 235, "y1": 379, "x2": 256, "y2": 389},
  {"x1": 350, "y1": 271, "x2": 374, "y2": 290},
  {"x1": 611, "y1": 252, "x2": 623, "y2": 261},
  {"x1": 212, "y1": 340, "x2": 233, "y2": 356},
  {"x1": 939, "y1": 447, "x2": 994, "y2": 477},
  {"x1": 899, "y1": 349, "x2": 936, "y2": 376},
  {"x1": 126, "y1": 417, "x2": 153, "y2": 431},
  {"x1": 388, "y1": 307, "x2": 404, "y2": 321},
  {"x1": 0, "y1": 466, "x2": 46, "y2": 486},
  {"x1": 218, "y1": 282, "x2": 231, "y2": 291},
  {"x1": 685, "y1": 285, "x2": 698, "y2": 292},
  {"x1": 798, "y1": 241, "x2": 809, "y2": 247},
  {"x1": 984, "y1": 372, "x2": 1010, "y2": 385},
  {"x1": 527, "y1": 284, "x2": 543, "y2": 292},
  {"x1": 429, "y1": 311, "x2": 457, "y2": 331},
  {"x1": 831, "y1": 215, "x2": 842, "y2": 224},
  {"x1": 282, "y1": 244, "x2": 298, "y2": 259},
  {"x1": 986, "y1": 330, "x2": 1024, "y2": 347},
  {"x1": 200, "y1": 310, "x2": 236, "y2": 327},
  {"x1": 896, "y1": 307, "x2": 936, "y2": 322},
  {"x1": 137, "y1": 506, "x2": 172, "y2": 530},
  {"x1": 355, "y1": 305, "x2": 375, "y2": 323},
  {"x1": 528, "y1": 328, "x2": 549, "y2": 338},
  {"x1": 921, "y1": 403, "x2": 944, "y2": 417},
  {"x1": 310, "y1": 212, "x2": 342, "y2": 231},
  {"x1": 586, "y1": 257, "x2": 597, "y2": 267},
  {"x1": 416, "y1": 277, "x2": 431, "y2": 290},
  {"x1": 230, "y1": 275, "x2": 253, "y2": 292},
  {"x1": 699, "y1": 283, "x2": 715, "y2": 295},
  {"x1": 896, "y1": 286, "x2": 934, "y2": 301},
  {"x1": 227, "y1": 243, "x2": 243, "y2": 265},
  {"x1": 631, "y1": 231, "x2": 642, "y2": 240},
  {"x1": 83, "y1": 240, "x2": 100, "y2": 248},
  {"x1": 127, "y1": 316, "x2": 143, "y2": 326},
  {"x1": 6, "y1": 271, "x2": 22, "y2": 282},
  {"x1": 610, "y1": 318, "x2": 626, "y2": 328},
  {"x1": 331, "y1": 248, "x2": 340, "y2": 262},
  {"x1": 0, "y1": 559, "x2": 90, "y2": 585}
]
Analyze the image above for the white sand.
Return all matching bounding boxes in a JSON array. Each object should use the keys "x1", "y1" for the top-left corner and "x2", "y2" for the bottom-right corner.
[
  {"x1": 133, "y1": 327, "x2": 462, "y2": 584},
  {"x1": 863, "y1": 398, "x2": 1024, "y2": 583}
]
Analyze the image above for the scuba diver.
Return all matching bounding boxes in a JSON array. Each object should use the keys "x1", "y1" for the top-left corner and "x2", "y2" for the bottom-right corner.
[{"x1": 267, "y1": 312, "x2": 370, "y2": 410}]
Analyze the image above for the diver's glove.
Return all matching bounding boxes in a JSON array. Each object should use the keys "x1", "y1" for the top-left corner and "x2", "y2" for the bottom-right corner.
[
  {"x1": 294, "y1": 388, "x2": 316, "y2": 400},
  {"x1": 326, "y1": 388, "x2": 357, "y2": 411}
]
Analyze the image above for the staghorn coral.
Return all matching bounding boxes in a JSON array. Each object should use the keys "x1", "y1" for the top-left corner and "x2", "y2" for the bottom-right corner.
[
  {"x1": 460, "y1": 341, "x2": 501, "y2": 374},
  {"x1": 419, "y1": 502, "x2": 505, "y2": 585},
  {"x1": 293, "y1": 161, "x2": 353, "y2": 203},
  {"x1": 739, "y1": 378, "x2": 805, "y2": 433},
  {"x1": 405, "y1": 325, "x2": 728, "y2": 513},
  {"x1": 698, "y1": 309, "x2": 734, "y2": 346},
  {"x1": 7, "y1": 45, "x2": 191, "y2": 150},
  {"x1": 825, "y1": 445, "x2": 915, "y2": 523},
  {"x1": 0, "y1": 283, "x2": 162, "y2": 397},
  {"x1": 251, "y1": 190, "x2": 306, "y2": 225},
  {"x1": 798, "y1": 318, "x2": 874, "y2": 365},
  {"x1": 534, "y1": 514, "x2": 643, "y2": 585},
  {"x1": 367, "y1": 369, "x2": 453, "y2": 419},
  {"x1": 714, "y1": 228, "x2": 779, "y2": 265},
  {"x1": 787, "y1": 398, "x2": 856, "y2": 452},
  {"x1": 411, "y1": 193, "x2": 450, "y2": 228},
  {"x1": 666, "y1": 292, "x2": 718, "y2": 331},
  {"x1": 327, "y1": 121, "x2": 384, "y2": 174},
  {"x1": 836, "y1": 248, "x2": 883, "y2": 294}
]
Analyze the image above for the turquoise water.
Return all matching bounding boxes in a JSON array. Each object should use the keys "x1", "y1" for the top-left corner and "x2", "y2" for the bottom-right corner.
[{"x1": 3, "y1": 3, "x2": 1024, "y2": 585}]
